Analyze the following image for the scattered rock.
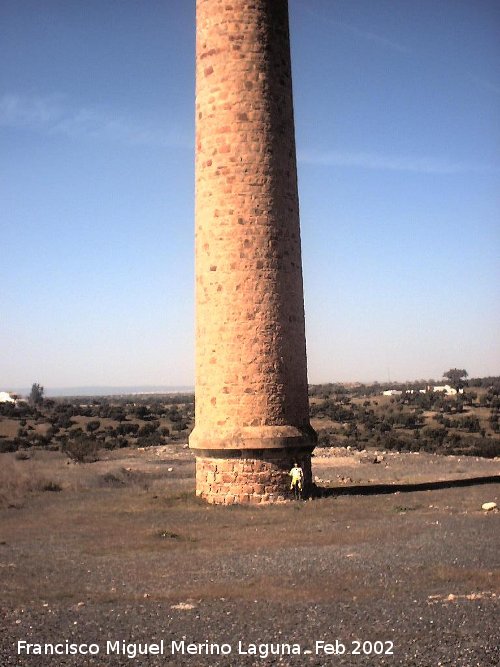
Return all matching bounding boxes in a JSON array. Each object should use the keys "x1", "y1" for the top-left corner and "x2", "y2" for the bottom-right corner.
[
  {"x1": 428, "y1": 591, "x2": 497, "y2": 604},
  {"x1": 171, "y1": 602, "x2": 195, "y2": 610},
  {"x1": 157, "y1": 530, "x2": 181, "y2": 540},
  {"x1": 481, "y1": 502, "x2": 497, "y2": 512},
  {"x1": 337, "y1": 475, "x2": 353, "y2": 484}
]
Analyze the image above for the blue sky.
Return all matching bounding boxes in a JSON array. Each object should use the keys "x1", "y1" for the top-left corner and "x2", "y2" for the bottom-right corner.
[{"x1": 1, "y1": 0, "x2": 499, "y2": 389}]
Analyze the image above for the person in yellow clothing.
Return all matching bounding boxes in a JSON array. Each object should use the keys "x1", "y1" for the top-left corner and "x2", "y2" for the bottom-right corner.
[{"x1": 289, "y1": 462, "x2": 304, "y2": 500}]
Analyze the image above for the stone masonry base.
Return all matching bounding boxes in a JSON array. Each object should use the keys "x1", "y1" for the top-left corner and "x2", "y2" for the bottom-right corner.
[{"x1": 195, "y1": 449, "x2": 312, "y2": 504}]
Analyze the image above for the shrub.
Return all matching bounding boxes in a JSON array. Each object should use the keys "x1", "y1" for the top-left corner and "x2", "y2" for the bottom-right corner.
[
  {"x1": 40, "y1": 481, "x2": 62, "y2": 492},
  {"x1": 137, "y1": 421, "x2": 160, "y2": 437},
  {"x1": 0, "y1": 439, "x2": 18, "y2": 453},
  {"x1": 172, "y1": 421, "x2": 188, "y2": 432},
  {"x1": 317, "y1": 431, "x2": 334, "y2": 447},
  {"x1": 0, "y1": 403, "x2": 17, "y2": 418},
  {"x1": 55, "y1": 414, "x2": 76, "y2": 429},
  {"x1": 116, "y1": 422, "x2": 140, "y2": 436},
  {"x1": 102, "y1": 436, "x2": 128, "y2": 450},
  {"x1": 86, "y1": 420, "x2": 101, "y2": 433},
  {"x1": 33, "y1": 434, "x2": 52, "y2": 448},
  {"x1": 136, "y1": 433, "x2": 164, "y2": 447},
  {"x1": 62, "y1": 435, "x2": 100, "y2": 463},
  {"x1": 423, "y1": 427, "x2": 448, "y2": 445},
  {"x1": 489, "y1": 413, "x2": 499, "y2": 433},
  {"x1": 134, "y1": 405, "x2": 150, "y2": 419},
  {"x1": 379, "y1": 433, "x2": 408, "y2": 452},
  {"x1": 453, "y1": 437, "x2": 499, "y2": 458}
]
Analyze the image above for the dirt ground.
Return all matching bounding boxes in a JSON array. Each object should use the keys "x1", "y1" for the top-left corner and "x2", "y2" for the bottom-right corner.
[{"x1": 1, "y1": 445, "x2": 499, "y2": 666}]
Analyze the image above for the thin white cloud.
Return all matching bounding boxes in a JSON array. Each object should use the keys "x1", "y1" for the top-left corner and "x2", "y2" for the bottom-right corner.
[
  {"x1": 0, "y1": 93, "x2": 191, "y2": 149},
  {"x1": 0, "y1": 92, "x2": 64, "y2": 126},
  {"x1": 303, "y1": 7, "x2": 410, "y2": 55},
  {"x1": 299, "y1": 149, "x2": 498, "y2": 175},
  {"x1": 334, "y1": 19, "x2": 410, "y2": 55}
]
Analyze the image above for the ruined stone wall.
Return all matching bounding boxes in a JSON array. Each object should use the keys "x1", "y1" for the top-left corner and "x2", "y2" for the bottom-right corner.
[{"x1": 190, "y1": 0, "x2": 316, "y2": 501}]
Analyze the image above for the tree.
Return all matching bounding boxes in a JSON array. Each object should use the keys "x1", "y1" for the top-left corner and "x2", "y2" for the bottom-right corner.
[
  {"x1": 86, "y1": 420, "x2": 101, "y2": 433},
  {"x1": 29, "y1": 382, "x2": 44, "y2": 406},
  {"x1": 443, "y1": 369, "x2": 468, "y2": 392}
]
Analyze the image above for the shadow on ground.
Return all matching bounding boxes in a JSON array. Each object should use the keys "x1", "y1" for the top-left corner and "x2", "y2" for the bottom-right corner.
[{"x1": 314, "y1": 474, "x2": 500, "y2": 497}]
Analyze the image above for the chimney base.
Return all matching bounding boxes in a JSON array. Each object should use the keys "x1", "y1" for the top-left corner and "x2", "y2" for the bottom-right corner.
[{"x1": 195, "y1": 449, "x2": 313, "y2": 504}]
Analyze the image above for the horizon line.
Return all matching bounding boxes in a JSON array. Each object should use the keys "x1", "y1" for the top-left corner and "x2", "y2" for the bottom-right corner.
[{"x1": 4, "y1": 375, "x2": 499, "y2": 398}]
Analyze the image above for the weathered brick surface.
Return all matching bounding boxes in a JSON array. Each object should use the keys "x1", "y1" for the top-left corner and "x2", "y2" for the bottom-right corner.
[
  {"x1": 196, "y1": 451, "x2": 312, "y2": 504},
  {"x1": 190, "y1": 0, "x2": 316, "y2": 501}
]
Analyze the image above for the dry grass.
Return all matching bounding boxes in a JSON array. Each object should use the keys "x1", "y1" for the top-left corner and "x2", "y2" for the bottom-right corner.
[
  {"x1": 0, "y1": 419, "x2": 19, "y2": 438},
  {"x1": 0, "y1": 458, "x2": 62, "y2": 508}
]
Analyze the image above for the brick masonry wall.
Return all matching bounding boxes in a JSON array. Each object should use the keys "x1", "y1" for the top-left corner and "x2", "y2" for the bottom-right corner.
[
  {"x1": 190, "y1": 0, "x2": 316, "y2": 500},
  {"x1": 196, "y1": 450, "x2": 312, "y2": 504}
]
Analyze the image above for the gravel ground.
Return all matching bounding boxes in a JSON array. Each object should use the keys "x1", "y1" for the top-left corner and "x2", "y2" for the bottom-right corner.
[
  {"x1": 0, "y1": 448, "x2": 498, "y2": 666},
  {"x1": 2, "y1": 594, "x2": 498, "y2": 667}
]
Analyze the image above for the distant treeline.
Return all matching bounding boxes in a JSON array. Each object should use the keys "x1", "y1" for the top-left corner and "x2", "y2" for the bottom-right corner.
[{"x1": 309, "y1": 377, "x2": 500, "y2": 397}]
